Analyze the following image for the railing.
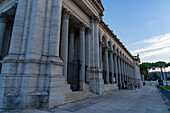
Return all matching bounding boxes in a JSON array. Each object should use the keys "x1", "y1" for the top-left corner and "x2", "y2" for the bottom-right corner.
[{"x1": 159, "y1": 86, "x2": 170, "y2": 101}]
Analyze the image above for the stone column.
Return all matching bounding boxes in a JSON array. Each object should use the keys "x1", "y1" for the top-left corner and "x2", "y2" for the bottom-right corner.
[
  {"x1": 79, "y1": 23, "x2": 86, "y2": 90},
  {"x1": 122, "y1": 59, "x2": 125, "y2": 82},
  {"x1": 99, "y1": 42, "x2": 103, "y2": 69},
  {"x1": 69, "y1": 27, "x2": 75, "y2": 63},
  {"x1": 120, "y1": 58, "x2": 123, "y2": 82},
  {"x1": 46, "y1": 0, "x2": 66, "y2": 108},
  {"x1": 85, "y1": 28, "x2": 91, "y2": 83},
  {"x1": 123, "y1": 60, "x2": 126, "y2": 82},
  {"x1": 128, "y1": 64, "x2": 129, "y2": 82},
  {"x1": 114, "y1": 53, "x2": 118, "y2": 83},
  {"x1": 68, "y1": 27, "x2": 74, "y2": 84},
  {"x1": 0, "y1": 14, "x2": 7, "y2": 57},
  {"x1": 90, "y1": 18, "x2": 94, "y2": 68},
  {"x1": 94, "y1": 17, "x2": 100, "y2": 68},
  {"x1": 60, "y1": 9, "x2": 70, "y2": 83},
  {"x1": 117, "y1": 56, "x2": 121, "y2": 83},
  {"x1": 104, "y1": 46, "x2": 109, "y2": 84},
  {"x1": 124, "y1": 62, "x2": 127, "y2": 81},
  {"x1": 109, "y1": 50, "x2": 114, "y2": 84},
  {"x1": 88, "y1": 18, "x2": 104, "y2": 94}
]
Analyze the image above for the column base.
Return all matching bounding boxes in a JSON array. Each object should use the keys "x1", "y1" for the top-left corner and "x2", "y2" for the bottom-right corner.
[
  {"x1": 79, "y1": 82, "x2": 90, "y2": 91},
  {"x1": 65, "y1": 82, "x2": 72, "y2": 94},
  {"x1": 89, "y1": 68, "x2": 104, "y2": 95},
  {"x1": 105, "y1": 82, "x2": 110, "y2": 84},
  {"x1": 0, "y1": 56, "x2": 65, "y2": 109}
]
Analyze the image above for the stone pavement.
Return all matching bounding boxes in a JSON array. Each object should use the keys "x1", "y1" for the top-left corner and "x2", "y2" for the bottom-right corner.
[{"x1": 1, "y1": 86, "x2": 170, "y2": 113}]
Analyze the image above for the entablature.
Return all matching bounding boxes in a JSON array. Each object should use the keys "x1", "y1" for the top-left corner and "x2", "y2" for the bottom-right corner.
[
  {"x1": 0, "y1": 0, "x2": 17, "y2": 13},
  {"x1": 99, "y1": 20, "x2": 134, "y2": 63}
]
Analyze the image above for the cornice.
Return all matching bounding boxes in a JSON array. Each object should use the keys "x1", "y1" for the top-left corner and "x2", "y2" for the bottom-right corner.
[{"x1": 90, "y1": 0, "x2": 104, "y2": 16}]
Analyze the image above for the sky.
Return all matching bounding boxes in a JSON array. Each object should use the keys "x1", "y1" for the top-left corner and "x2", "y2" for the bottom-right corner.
[{"x1": 102, "y1": 0, "x2": 170, "y2": 63}]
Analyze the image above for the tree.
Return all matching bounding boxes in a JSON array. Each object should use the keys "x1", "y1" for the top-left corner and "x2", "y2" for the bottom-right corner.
[
  {"x1": 140, "y1": 61, "x2": 169, "y2": 81},
  {"x1": 140, "y1": 62, "x2": 151, "y2": 80}
]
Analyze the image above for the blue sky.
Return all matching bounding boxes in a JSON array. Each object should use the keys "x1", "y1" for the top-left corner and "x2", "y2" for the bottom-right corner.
[{"x1": 102, "y1": 0, "x2": 170, "y2": 63}]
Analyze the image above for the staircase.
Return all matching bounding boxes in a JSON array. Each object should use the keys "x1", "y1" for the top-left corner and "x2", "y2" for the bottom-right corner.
[{"x1": 65, "y1": 91, "x2": 96, "y2": 103}]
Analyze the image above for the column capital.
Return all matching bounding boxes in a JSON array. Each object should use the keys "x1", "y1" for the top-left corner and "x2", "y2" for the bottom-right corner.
[
  {"x1": 0, "y1": 13, "x2": 8, "y2": 22},
  {"x1": 114, "y1": 52, "x2": 117, "y2": 56},
  {"x1": 62, "y1": 8, "x2": 70, "y2": 20},
  {"x1": 109, "y1": 49, "x2": 113, "y2": 54},
  {"x1": 70, "y1": 26, "x2": 75, "y2": 33},
  {"x1": 113, "y1": 50, "x2": 117, "y2": 55},
  {"x1": 117, "y1": 54, "x2": 120, "y2": 57},
  {"x1": 90, "y1": 16, "x2": 94, "y2": 23},
  {"x1": 90, "y1": 16, "x2": 99, "y2": 23},
  {"x1": 79, "y1": 22, "x2": 86, "y2": 31},
  {"x1": 86, "y1": 27, "x2": 91, "y2": 34},
  {"x1": 103, "y1": 46, "x2": 109, "y2": 51},
  {"x1": 99, "y1": 41, "x2": 103, "y2": 46},
  {"x1": 94, "y1": 16, "x2": 99, "y2": 23}
]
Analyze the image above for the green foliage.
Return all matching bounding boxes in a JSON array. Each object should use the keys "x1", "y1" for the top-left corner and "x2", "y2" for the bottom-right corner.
[
  {"x1": 140, "y1": 61, "x2": 170, "y2": 80},
  {"x1": 161, "y1": 85, "x2": 170, "y2": 91},
  {"x1": 148, "y1": 73, "x2": 160, "y2": 81},
  {"x1": 153, "y1": 61, "x2": 167, "y2": 68}
]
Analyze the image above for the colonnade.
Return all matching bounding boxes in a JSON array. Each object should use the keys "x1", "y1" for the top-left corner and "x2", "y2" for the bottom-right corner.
[
  {"x1": 60, "y1": 8, "x2": 101, "y2": 91},
  {"x1": 0, "y1": 0, "x2": 141, "y2": 109},
  {"x1": 99, "y1": 40, "x2": 135, "y2": 84}
]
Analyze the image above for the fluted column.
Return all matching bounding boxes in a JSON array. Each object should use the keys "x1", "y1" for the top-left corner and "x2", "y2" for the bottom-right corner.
[
  {"x1": 69, "y1": 27, "x2": 75, "y2": 62},
  {"x1": 123, "y1": 60, "x2": 126, "y2": 82},
  {"x1": 94, "y1": 17, "x2": 100, "y2": 68},
  {"x1": 99, "y1": 42, "x2": 103, "y2": 69},
  {"x1": 0, "y1": 14, "x2": 7, "y2": 57},
  {"x1": 90, "y1": 18, "x2": 94, "y2": 68},
  {"x1": 124, "y1": 62, "x2": 127, "y2": 81},
  {"x1": 85, "y1": 28, "x2": 91, "y2": 83},
  {"x1": 60, "y1": 9, "x2": 70, "y2": 82},
  {"x1": 109, "y1": 50, "x2": 114, "y2": 83},
  {"x1": 120, "y1": 58, "x2": 123, "y2": 82},
  {"x1": 122, "y1": 59, "x2": 125, "y2": 82},
  {"x1": 117, "y1": 56, "x2": 121, "y2": 83},
  {"x1": 68, "y1": 27, "x2": 75, "y2": 84},
  {"x1": 114, "y1": 53, "x2": 118, "y2": 83},
  {"x1": 104, "y1": 46, "x2": 109, "y2": 84},
  {"x1": 79, "y1": 23, "x2": 86, "y2": 90}
]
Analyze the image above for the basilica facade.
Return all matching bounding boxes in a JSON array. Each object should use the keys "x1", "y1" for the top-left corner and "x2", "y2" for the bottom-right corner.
[{"x1": 0, "y1": 0, "x2": 141, "y2": 109}]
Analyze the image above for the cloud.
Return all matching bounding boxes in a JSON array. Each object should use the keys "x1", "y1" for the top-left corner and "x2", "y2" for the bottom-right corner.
[
  {"x1": 128, "y1": 33, "x2": 170, "y2": 62},
  {"x1": 145, "y1": 20, "x2": 157, "y2": 28},
  {"x1": 139, "y1": 47, "x2": 170, "y2": 59}
]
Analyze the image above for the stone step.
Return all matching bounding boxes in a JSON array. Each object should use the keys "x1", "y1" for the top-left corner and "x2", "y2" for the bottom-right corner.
[
  {"x1": 65, "y1": 91, "x2": 96, "y2": 103},
  {"x1": 65, "y1": 92, "x2": 94, "y2": 100}
]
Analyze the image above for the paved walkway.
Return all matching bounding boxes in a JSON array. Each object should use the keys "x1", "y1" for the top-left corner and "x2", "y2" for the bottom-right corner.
[{"x1": 1, "y1": 86, "x2": 170, "y2": 113}]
